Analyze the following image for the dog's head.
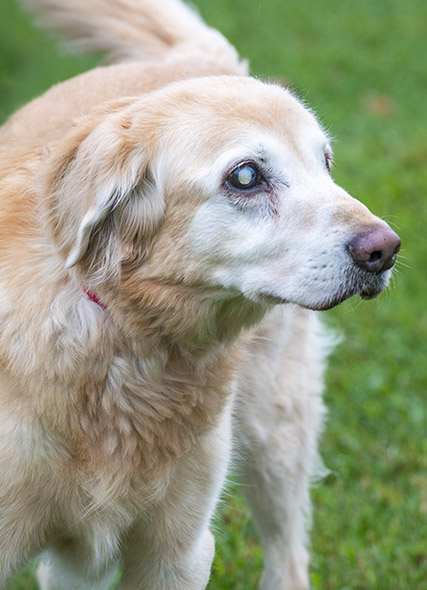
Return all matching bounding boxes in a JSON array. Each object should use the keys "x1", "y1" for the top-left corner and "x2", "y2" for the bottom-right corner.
[{"x1": 45, "y1": 76, "x2": 400, "y2": 316}]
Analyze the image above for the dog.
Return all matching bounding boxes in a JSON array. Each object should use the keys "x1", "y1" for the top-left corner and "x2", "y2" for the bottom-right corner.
[{"x1": 0, "y1": 1, "x2": 400, "y2": 588}]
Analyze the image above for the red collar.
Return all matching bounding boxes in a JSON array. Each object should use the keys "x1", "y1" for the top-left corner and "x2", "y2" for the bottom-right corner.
[{"x1": 83, "y1": 288, "x2": 106, "y2": 310}]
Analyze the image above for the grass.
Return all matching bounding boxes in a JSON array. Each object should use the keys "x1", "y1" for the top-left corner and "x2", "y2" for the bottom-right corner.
[{"x1": 1, "y1": 0, "x2": 426, "y2": 588}]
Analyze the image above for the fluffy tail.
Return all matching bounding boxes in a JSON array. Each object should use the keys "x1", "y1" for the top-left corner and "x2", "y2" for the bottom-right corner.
[{"x1": 22, "y1": 0, "x2": 245, "y2": 69}]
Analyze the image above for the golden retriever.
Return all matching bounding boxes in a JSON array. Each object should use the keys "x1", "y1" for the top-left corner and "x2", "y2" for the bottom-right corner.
[{"x1": 0, "y1": 1, "x2": 400, "y2": 588}]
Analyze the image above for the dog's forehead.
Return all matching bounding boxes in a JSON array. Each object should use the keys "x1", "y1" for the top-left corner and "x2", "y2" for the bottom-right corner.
[{"x1": 163, "y1": 76, "x2": 325, "y2": 155}]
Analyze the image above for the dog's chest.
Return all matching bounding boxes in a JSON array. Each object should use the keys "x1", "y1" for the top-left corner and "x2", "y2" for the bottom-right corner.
[{"x1": 70, "y1": 345, "x2": 236, "y2": 508}]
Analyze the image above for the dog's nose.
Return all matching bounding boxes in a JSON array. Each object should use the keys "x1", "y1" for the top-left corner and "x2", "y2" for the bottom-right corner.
[{"x1": 347, "y1": 225, "x2": 401, "y2": 273}]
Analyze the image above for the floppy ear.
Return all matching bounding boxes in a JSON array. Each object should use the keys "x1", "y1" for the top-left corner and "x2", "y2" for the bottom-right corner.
[{"x1": 45, "y1": 104, "x2": 164, "y2": 279}]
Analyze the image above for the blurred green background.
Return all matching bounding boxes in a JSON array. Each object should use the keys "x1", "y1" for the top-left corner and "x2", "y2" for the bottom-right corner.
[{"x1": 1, "y1": 0, "x2": 426, "y2": 588}]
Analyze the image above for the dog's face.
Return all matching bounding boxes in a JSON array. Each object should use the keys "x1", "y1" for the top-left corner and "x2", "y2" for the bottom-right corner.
[{"x1": 47, "y1": 76, "x2": 399, "y2": 312}]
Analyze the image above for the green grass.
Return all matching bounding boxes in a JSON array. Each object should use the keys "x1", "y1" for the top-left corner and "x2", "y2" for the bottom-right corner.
[{"x1": 2, "y1": 0, "x2": 426, "y2": 588}]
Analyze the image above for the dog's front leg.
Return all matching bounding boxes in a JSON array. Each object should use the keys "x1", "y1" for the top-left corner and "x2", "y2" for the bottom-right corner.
[
  {"x1": 119, "y1": 404, "x2": 233, "y2": 590},
  {"x1": 36, "y1": 550, "x2": 118, "y2": 590},
  {"x1": 234, "y1": 307, "x2": 328, "y2": 590},
  {"x1": 120, "y1": 524, "x2": 215, "y2": 590}
]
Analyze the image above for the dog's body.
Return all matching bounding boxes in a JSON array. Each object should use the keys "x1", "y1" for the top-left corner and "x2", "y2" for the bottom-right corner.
[{"x1": 0, "y1": 1, "x2": 400, "y2": 589}]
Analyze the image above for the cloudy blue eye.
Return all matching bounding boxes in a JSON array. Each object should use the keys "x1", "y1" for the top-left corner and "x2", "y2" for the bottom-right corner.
[{"x1": 227, "y1": 163, "x2": 262, "y2": 190}]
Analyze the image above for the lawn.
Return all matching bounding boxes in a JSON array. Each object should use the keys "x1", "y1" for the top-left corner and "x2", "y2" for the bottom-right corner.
[{"x1": 1, "y1": 0, "x2": 426, "y2": 588}]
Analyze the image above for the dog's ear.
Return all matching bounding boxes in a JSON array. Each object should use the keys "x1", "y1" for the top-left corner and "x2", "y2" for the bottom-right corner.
[{"x1": 45, "y1": 102, "x2": 164, "y2": 280}]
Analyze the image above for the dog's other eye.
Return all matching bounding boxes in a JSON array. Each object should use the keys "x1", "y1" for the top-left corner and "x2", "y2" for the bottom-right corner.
[
  {"x1": 227, "y1": 163, "x2": 263, "y2": 190},
  {"x1": 324, "y1": 149, "x2": 333, "y2": 173}
]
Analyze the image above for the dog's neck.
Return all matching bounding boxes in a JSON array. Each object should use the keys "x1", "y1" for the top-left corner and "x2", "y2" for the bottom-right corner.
[
  {"x1": 83, "y1": 287, "x2": 106, "y2": 309},
  {"x1": 105, "y1": 278, "x2": 270, "y2": 361}
]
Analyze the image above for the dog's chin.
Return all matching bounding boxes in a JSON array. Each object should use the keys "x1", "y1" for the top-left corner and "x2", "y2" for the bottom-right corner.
[{"x1": 358, "y1": 281, "x2": 387, "y2": 300}]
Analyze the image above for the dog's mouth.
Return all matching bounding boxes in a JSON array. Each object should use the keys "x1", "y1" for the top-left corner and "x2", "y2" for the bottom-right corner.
[
  {"x1": 308, "y1": 267, "x2": 392, "y2": 311},
  {"x1": 257, "y1": 266, "x2": 392, "y2": 312}
]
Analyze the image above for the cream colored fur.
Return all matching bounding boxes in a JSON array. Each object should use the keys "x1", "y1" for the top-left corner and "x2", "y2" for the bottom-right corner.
[{"x1": 0, "y1": 1, "x2": 398, "y2": 589}]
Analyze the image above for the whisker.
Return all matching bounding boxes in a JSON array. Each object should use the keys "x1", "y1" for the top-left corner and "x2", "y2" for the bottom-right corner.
[{"x1": 395, "y1": 260, "x2": 412, "y2": 270}]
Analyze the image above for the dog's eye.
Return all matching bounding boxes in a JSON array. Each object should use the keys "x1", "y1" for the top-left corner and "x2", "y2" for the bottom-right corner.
[
  {"x1": 324, "y1": 149, "x2": 333, "y2": 173},
  {"x1": 227, "y1": 164, "x2": 262, "y2": 190}
]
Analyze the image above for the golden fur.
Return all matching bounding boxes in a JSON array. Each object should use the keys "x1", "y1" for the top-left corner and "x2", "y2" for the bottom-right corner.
[{"x1": 0, "y1": 1, "x2": 399, "y2": 589}]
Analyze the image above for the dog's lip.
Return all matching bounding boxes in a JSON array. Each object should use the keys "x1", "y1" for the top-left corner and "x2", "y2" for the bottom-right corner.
[
  {"x1": 316, "y1": 275, "x2": 388, "y2": 310},
  {"x1": 302, "y1": 286, "x2": 381, "y2": 311},
  {"x1": 257, "y1": 268, "x2": 390, "y2": 311}
]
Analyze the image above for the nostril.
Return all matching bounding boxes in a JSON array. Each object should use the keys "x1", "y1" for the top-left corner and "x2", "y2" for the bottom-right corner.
[{"x1": 369, "y1": 250, "x2": 382, "y2": 263}]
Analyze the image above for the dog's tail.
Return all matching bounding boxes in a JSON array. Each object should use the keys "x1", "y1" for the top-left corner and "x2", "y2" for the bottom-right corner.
[{"x1": 22, "y1": 0, "x2": 245, "y2": 70}]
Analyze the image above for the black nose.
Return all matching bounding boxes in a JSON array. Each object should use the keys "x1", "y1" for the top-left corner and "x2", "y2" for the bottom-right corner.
[{"x1": 347, "y1": 225, "x2": 401, "y2": 273}]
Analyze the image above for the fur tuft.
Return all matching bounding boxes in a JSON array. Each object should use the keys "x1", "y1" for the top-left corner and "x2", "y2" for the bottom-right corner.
[{"x1": 21, "y1": 0, "x2": 246, "y2": 71}]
